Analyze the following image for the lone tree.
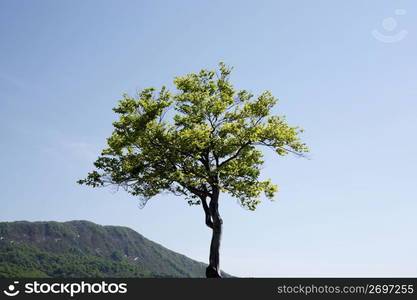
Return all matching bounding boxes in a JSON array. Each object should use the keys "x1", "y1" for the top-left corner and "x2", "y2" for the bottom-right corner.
[{"x1": 78, "y1": 63, "x2": 308, "y2": 278}]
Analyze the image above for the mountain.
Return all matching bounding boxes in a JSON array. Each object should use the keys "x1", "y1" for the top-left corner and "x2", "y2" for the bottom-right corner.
[{"x1": 0, "y1": 220, "x2": 230, "y2": 278}]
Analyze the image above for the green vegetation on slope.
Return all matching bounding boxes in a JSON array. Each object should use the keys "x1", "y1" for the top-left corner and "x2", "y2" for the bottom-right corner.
[
  {"x1": 0, "y1": 240, "x2": 150, "y2": 278},
  {"x1": 0, "y1": 220, "x2": 229, "y2": 278}
]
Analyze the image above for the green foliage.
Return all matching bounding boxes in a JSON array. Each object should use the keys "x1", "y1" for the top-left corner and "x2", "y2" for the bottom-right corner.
[
  {"x1": 0, "y1": 221, "x2": 228, "y2": 278},
  {"x1": 0, "y1": 240, "x2": 150, "y2": 278},
  {"x1": 78, "y1": 63, "x2": 308, "y2": 210}
]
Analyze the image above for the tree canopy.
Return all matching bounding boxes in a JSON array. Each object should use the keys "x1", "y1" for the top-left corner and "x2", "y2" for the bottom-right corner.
[{"x1": 78, "y1": 63, "x2": 308, "y2": 211}]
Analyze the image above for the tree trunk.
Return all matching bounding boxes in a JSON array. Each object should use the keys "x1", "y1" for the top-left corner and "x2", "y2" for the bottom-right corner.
[{"x1": 205, "y1": 188, "x2": 223, "y2": 278}]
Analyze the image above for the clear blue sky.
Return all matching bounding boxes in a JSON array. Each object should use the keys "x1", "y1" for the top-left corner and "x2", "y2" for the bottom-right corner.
[{"x1": 1, "y1": 0, "x2": 416, "y2": 277}]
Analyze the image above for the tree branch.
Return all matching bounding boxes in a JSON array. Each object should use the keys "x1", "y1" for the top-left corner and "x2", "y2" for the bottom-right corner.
[
  {"x1": 201, "y1": 196, "x2": 213, "y2": 229},
  {"x1": 218, "y1": 141, "x2": 251, "y2": 168}
]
